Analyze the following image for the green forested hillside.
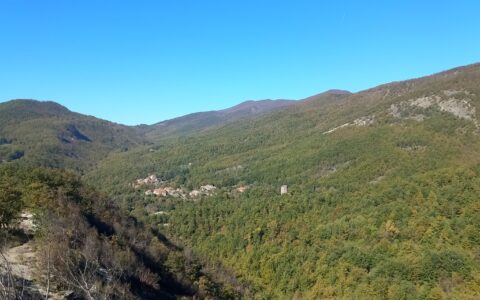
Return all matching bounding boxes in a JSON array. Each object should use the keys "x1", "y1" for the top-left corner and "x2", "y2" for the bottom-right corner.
[
  {"x1": 0, "y1": 100, "x2": 145, "y2": 171},
  {"x1": 0, "y1": 164, "x2": 241, "y2": 299},
  {"x1": 84, "y1": 63, "x2": 480, "y2": 298},
  {"x1": 145, "y1": 99, "x2": 296, "y2": 140},
  {"x1": 2, "y1": 63, "x2": 480, "y2": 299}
]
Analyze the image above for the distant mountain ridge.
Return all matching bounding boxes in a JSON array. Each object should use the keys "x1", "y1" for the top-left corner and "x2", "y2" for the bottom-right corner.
[
  {"x1": 0, "y1": 96, "x2": 313, "y2": 169},
  {"x1": 0, "y1": 99, "x2": 144, "y2": 170},
  {"x1": 3, "y1": 62, "x2": 480, "y2": 299},
  {"x1": 0, "y1": 96, "x2": 316, "y2": 169},
  {"x1": 84, "y1": 61, "x2": 480, "y2": 299},
  {"x1": 146, "y1": 91, "x2": 355, "y2": 139},
  {"x1": 0, "y1": 99, "x2": 72, "y2": 125},
  {"x1": 147, "y1": 99, "x2": 297, "y2": 139},
  {"x1": 3, "y1": 62, "x2": 479, "y2": 171}
]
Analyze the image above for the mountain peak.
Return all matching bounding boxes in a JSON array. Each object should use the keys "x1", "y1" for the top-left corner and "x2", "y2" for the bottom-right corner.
[
  {"x1": 1, "y1": 99, "x2": 71, "y2": 117},
  {"x1": 149, "y1": 99, "x2": 296, "y2": 138},
  {"x1": 222, "y1": 99, "x2": 295, "y2": 115},
  {"x1": 322, "y1": 89, "x2": 352, "y2": 95}
]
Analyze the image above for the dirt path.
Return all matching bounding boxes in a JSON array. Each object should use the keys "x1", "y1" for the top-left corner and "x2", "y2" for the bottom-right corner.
[
  {"x1": 3, "y1": 241, "x2": 37, "y2": 282},
  {"x1": 0, "y1": 213, "x2": 72, "y2": 299}
]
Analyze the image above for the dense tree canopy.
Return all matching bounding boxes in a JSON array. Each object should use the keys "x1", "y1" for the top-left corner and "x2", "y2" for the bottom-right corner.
[
  {"x1": 83, "y1": 64, "x2": 480, "y2": 299},
  {"x1": 2, "y1": 64, "x2": 480, "y2": 298}
]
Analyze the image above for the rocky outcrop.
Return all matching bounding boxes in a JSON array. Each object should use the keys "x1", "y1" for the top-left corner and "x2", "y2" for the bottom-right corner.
[
  {"x1": 389, "y1": 91, "x2": 478, "y2": 126},
  {"x1": 323, "y1": 115, "x2": 375, "y2": 134}
]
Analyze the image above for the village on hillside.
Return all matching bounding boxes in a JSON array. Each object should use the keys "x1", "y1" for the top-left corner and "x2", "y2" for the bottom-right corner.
[{"x1": 132, "y1": 174, "x2": 289, "y2": 200}]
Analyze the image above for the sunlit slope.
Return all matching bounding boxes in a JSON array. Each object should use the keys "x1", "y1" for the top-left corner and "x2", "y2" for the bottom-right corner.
[
  {"x1": 87, "y1": 63, "x2": 480, "y2": 190},
  {"x1": 145, "y1": 99, "x2": 296, "y2": 140},
  {"x1": 86, "y1": 63, "x2": 480, "y2": 298},
  {"x1": 0, "y1": 100, "x2": 144, "y2": 170}
]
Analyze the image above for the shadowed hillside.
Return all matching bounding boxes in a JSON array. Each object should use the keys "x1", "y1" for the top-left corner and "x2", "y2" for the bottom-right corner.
[{"x1": 0, "y1": 165, "x2": 243, "y2": 299}]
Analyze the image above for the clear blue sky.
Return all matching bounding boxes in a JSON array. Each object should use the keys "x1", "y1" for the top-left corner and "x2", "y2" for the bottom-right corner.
[{"x1": 1, "y1": 1, "x2": 479, "y2": 125}]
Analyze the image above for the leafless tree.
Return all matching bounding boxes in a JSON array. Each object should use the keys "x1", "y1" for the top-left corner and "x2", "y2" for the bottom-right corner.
[
  {"x1": 0, "y1": 248, "x2": 17, "y2": 300},
  {"x1": 44, "y1": 245, "x2": 50, "y2": 300}
]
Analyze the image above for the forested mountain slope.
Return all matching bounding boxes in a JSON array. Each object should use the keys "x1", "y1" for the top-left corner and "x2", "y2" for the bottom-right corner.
[
  {"x1": 85, "y1": 63, "x2": 480, "y2": 298},
  {"x1": 0, "y1": 164, "x2": 241, "y2": 299},
  {"x1": 87, "y1": 63, "x2": 480, "y2": 192},
  {"x1": 0, "y1": 98, "x2": 298, "y2": 171},
  {"x1": 0, "y1": 100, "x2": 145, "y2": 171},
  {"x1": 145, "y1": 99, "x2": 296, "y2": 140}
]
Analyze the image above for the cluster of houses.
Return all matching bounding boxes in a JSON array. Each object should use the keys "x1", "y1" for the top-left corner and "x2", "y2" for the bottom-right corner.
[
  {"x1": 145, "y1": 187, "x2": 186, "y2": 198},
  {"x1": 134, "y1": 175, "x2": 221, "y2": 200},
  {"x1": 133, "y1": 174, "x2": 288, "y2": 200},
  {"x1": 143, "y1": 184, "x2": 219, "y2": 199},
  {"x1": 188, "y1": 184, "x2": 217, "y2": 198},
  {"x1": 133, "y1": 174, "x2": 160, "y2": 189}
]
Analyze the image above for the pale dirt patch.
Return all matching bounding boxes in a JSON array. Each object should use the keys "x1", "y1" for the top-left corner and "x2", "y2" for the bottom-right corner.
[
  {"x1": 353, "y1": 116, "x2": 375, "y2": 126},
  {"x1": 3, "y1": 242, "x2": 37, "y2": 282},
  {"x1": 409, "y1": 96, "x2": 440, "y2": 108},
  {"x1": 1, "y1": 212, "x2": 72, "y2": 299},
  {"x1": 323, "y1": 115, "x2": 374, "y2": 134},
  {"x1": 323, "y1": 123, "x2": 350, "y2": 134},
  {"x1": 442, "y1": 89, "x2": 474, "y2": 97},
  {"x1": 438, "y1": 98, "x2": 476, "y2": 121},
  {"x1": 18, "y1": 212, "x2": 36, "y2": 234},
  {"x1": 390, "y1": 104, "x2": 401, "y2": 118},
  {"x1": 390, "y1": 94, "x2": 478, "y2": 127}
]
